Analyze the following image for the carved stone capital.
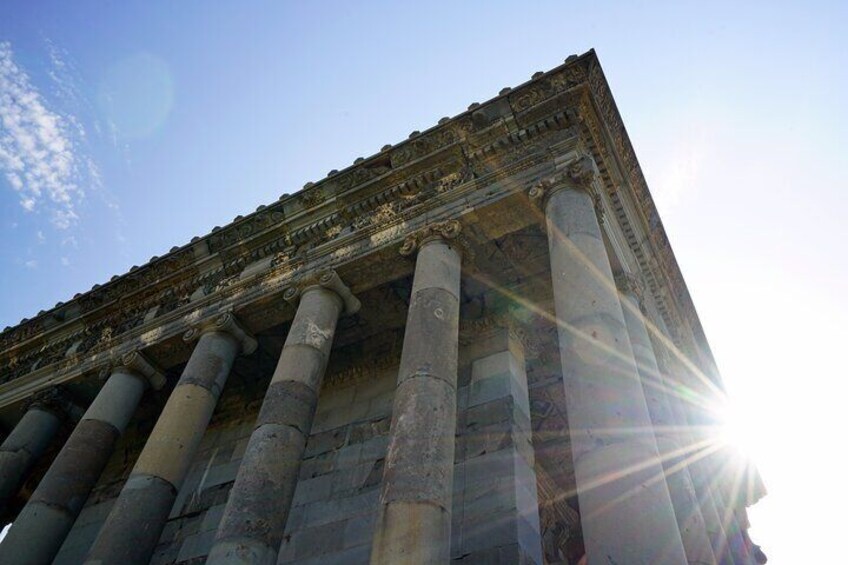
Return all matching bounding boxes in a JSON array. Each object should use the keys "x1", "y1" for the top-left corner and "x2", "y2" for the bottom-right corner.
[
  {"x1": 114, "y1": 350, "x2": 167, "y2": 391},
  {"x1": 282, "y1": 269, "x2": 361, "y2": 316},
  {"x1": 529, "y1": 149, "x2": 603, "y2": 222},
  {"x1": 183, "y1": 311, "x2": 258, "y2": 355},
  {"x1": 399, "y1": 219, "x2": 464, "y2": 257},
  {"x1": 614, "y1": 270, "x2": 646, "y2": 306},
  {"x1": 22, "y1": 387, "x2": 79, "y2": 421}
]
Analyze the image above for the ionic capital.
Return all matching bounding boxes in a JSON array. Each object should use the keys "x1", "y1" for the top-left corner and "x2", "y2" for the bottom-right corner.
[
  {"x1": 22, "y1": 387, "x2": 80, "y2": 421},
  {"x1": 529, "y1": 150, "x2": 602, "y2": 219},
  {"x1": 114, "y1": 350, "x2": 167, "y2": 391},
  {"x1": 399, "y1": 219, "x2": 468, "y2": 258},
  {"x1": 183, "y1": 311, "x2": 258, "y2": 355},
  {"x1": 282, "y1": 269, "x2": 361, "y2": 316},
  {"x1": 614, "y1": 270, "x2": 646, "y2": 306}
]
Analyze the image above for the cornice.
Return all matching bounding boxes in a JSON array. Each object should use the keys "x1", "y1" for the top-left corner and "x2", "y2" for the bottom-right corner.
[
  {"x1": 580, "y1": 57, "x2": 720, "y2": 380},
  {"x1": 0, "y1": 49, "x2": 720, "y2": 398}
]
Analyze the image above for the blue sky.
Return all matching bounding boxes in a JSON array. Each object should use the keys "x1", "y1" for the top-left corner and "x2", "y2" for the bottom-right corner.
[{"x1": 1, "y1": 1, "x2": 846, "y2": 562}]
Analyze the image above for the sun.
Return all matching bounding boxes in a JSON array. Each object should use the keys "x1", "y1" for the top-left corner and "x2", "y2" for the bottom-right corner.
[{"x1": 716, "y1": 399, "x2": 758, "y2": 460}]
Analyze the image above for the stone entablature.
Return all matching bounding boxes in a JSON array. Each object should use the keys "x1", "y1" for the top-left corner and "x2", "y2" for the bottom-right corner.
[{"x1": 0, "y1": 49, "x2": 715, "y2": 408}]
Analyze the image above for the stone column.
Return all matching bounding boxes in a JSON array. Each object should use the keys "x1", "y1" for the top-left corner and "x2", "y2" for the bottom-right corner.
[
  {"x1": 615, "y1": 271, "x2": 716, "y2": 565},
  {"x1": 532, "y1": 146, "x2": 687, "y2": 564},
  {"x1": 371, "y1": 220, "x2": 463, "y2": 564},
  {"x1": 208, "y1": 270, "x2": 359, "y2": 565},
  {"x1": 84, "y1": 313, "x2": 256, "y2": 565},
  {"x1": 0, "y1": 388, "x2": 71, "y2": 512},
  {"x1": 652, "y1": 333, "x2": 733, "y2": 565},
  {"x1": 0, "y1": 351, "x2": 165, "y2": 565},
  {"x1": 688, "y1": 408, "x2": 750, "y2": 565}
]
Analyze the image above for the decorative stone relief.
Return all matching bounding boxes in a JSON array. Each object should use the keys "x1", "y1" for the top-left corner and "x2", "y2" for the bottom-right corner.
[
  {"x1": 398, "y1": 219, "x2": 462, "y2": 257},
  {"x1": 529, "y1": 148, "x2": 604, "y2": 224}
]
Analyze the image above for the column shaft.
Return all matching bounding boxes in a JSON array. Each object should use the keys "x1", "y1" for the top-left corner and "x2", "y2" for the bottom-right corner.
[
  {"x1": 84, "y1": 325, "x2": 248, "y2": 565},
  {"x1": 208, "y1": 287, "x2": 344, "y2": 564},
  {"x1": 0, "y1": 358, "x2": 157, "y2": 564},
  {"x1": 543, "y1": 179, "x2": 687, "y2": 563},
  {"x1": 371, "y1": 238, "x2": 461, "y2": 564},
  {"x1": 657, "y1": 343, "x2": 734, "y2": 565},
  {"x1": 679, "y1": 369, "x2": 758, "y2": 565},
  {"x1": 0, "y1": 404, "x2": 61, "y2": 511},
  {"x1": 618, "y1": 284, "x2": 716, "y2": 565}
]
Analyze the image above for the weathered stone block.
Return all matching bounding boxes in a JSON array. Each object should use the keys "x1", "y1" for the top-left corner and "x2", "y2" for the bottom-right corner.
[
  {"x1": 303, "y1": 489, "x2": 380, "y2": 529},
  {"x1": 465, "y1": 395, "x2": 531, "y2": 433},
  {"x1": 176, "y1": 529, "x2": 217, "y2": 562},
  {"x1": 298, "y1": 449, "x2": 336, "y2": 480},
  {"x1": 291, "y1": 473, "x2": 334, "y2": 506},
  {"x1": 359, "y1": 434, "x2": 389, "y2": 462},
  {"x1": 349, "y1": 416, "x2": 390, "y2": 445},
  {"x1": 292, "y1": 519, "x2": 347, "y2": 560},
  {"x1": 200, "y1": 503, "x2": 227, "y2": 531},
  {"x1": 285, "y1": 543, "x2": 370, "y2": 565},
  {"x1": 202, "y1": 458, "x2": 242, "y2": 489},
  {"x1": 332, "y1": 459, "x2": 376, "y2": 497},
  {"x1": 343, "y1": 509, "x2": 377, "y2": 549},
  {"x1": 303, "y1": 426, "x2": 347, "y2": 458}
]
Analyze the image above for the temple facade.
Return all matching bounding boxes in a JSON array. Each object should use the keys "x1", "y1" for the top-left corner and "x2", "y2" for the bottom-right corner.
[{"x1": 0, "y1": 50, "x2": 764, "y2": 564}]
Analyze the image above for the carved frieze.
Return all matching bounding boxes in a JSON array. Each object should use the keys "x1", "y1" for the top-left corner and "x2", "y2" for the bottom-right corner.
[
  {"x1": 389, "y1": 127, "x2": 458, "y2": 168},
  {"x1": 209, "y1": 207, "x2": 287, "y2": 253},
  {"x1": 0, "y1": 51, "x2": 710, "y2": 399}
]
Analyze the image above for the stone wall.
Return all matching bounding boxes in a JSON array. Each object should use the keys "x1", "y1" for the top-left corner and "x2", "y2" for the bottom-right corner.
[{"x1": 52, "y1": 327, "x2": 545, "y2": 564}]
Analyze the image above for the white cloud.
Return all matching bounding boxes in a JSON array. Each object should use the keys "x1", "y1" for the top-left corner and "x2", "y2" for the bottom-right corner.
[
  {"x1": 24, "y1": 259, "x2": 37, "y2": 269},
  {"x1": 60, "y1": 256, "x2": 69, "y2": 266},
  {"x1": 0, "y1": 41, "x2": 83, "y2": 229}
]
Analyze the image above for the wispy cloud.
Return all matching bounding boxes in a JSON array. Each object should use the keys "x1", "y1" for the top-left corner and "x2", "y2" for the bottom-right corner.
[
  {"x1": 40, "y1": 38, "x2": 128, "y2": 253},
  {"x1": 0, "y1": 41, "x2": 83, "y2": 228}
]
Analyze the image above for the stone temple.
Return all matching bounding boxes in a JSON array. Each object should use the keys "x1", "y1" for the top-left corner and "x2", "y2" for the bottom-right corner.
[{"x1": 0, "y1": 50, "x2": 765, "y2": 564}]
